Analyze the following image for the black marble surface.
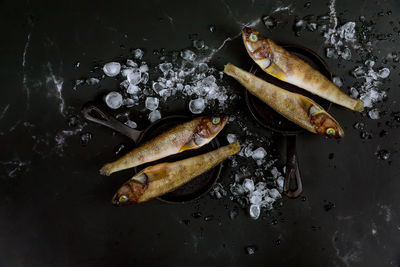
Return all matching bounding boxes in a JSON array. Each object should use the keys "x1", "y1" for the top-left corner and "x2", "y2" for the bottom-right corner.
[{"x1": 1, "y1": 0, "x2": 400, "y2": 266}]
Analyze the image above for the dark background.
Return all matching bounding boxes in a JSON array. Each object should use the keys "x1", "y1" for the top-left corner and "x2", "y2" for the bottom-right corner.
[{"x1": 1, "y1": 0, "x2": 399, "y2": 266}]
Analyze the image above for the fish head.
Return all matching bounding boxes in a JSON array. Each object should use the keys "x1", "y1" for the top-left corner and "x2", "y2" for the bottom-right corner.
[
  {"x1": 194, "y1": 115, "x2": 229, "y2": 146},
  {"x1": 242, "y1": 27, "x2": 272, "y2": 64},
  {"x1": 309, "y1": 106, "x2": 344, "y2": 139},
  {"x1": 111, "y1": 173, "x2": 148, "y2": 207}
]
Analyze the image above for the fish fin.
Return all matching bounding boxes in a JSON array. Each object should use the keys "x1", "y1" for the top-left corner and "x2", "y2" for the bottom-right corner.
[
  {"x1": 131, "y1": 173, "x2": 148, "y2": 185},
  {"x1": 142, "y1": 163, "x2": 169, "y2": 182},
  {"x1": 179, "y1": 138, "x2": 197, "y2": 152},
  {"x1": 261, "y1": 62, "x2": 286, "y2": 80}
]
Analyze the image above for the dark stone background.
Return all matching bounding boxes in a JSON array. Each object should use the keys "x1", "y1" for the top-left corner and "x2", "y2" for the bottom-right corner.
[{"x1": 1, "y1": 0, "x2": 399, "y2": 266}]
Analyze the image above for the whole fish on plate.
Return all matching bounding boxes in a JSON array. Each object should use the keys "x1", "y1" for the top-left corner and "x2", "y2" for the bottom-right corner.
[
  {"x1": 224, "y1": 63, "x2": 344, "y2": 138},
  {"x1": 100, "y1": 115, "x2": 228, "y2": 176},
  {"x1": 242, "y1": 27, "x2": 363, "y2": 112},
  {"x1": 111, "y1": 142, "x2": 240, "y2": 206}
]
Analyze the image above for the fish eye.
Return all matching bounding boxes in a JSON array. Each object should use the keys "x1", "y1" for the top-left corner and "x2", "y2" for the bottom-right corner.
[
  {"x1": 326, "y1": 128, "x2": 336, "y2": 136},
  {"x1": 212, "y1": 117, "x2": 220, "y2": 124},
  {"x1": 119, "y1": 195, "x2": 128, "y2": 203},
  {"x1": 249, "y1": 33, "x2": 258, "y2": 42}
]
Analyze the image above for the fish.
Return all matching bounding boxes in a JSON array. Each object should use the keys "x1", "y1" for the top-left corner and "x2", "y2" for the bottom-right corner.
[
  {"x1": 241, "y1": 27, "x2": 364, "y2": 112},
  {"x1": 100, "y1": 115, "x2": 228, "y2": 176},
  {"x1": 224, "y1": 63, "x2": 344, "y2": 138},
  {"x1": 111, "y1": 142, "x2": 241, "y2": 206}
]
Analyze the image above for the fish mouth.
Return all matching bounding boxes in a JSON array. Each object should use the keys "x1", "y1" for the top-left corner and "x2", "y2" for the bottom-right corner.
[
  {"x1": 242, "y1": 27, "x2": 254, "y2": 39},
  {"x1": 220, "y1": 114, "x2": 229, "y2": 126},
  {"x1": 111, "y1": 194, "x2": 132, "y2": 207},
  {"x1": 336, "y1": 126, "x2": 345, "y2": 139}
]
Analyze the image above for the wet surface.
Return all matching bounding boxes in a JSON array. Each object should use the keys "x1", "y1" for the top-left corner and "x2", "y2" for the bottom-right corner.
[{"x1": 1, "y1": 0, "x2": 400, "y2": 266}]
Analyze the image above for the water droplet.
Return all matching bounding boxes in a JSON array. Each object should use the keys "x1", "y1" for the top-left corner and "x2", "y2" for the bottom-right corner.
[
  {"x1": 209, "y1": 25, "x2": 215, "y2": 32},
  {"x1": 245, "y1": 245, "x2": 257, "y2": 255},
  {"x1": 376, "y1": 149, "x2": 390, "y2": 160},
  {"x1": 80, "y1": 132, "x2": 92, "y2": 146}
]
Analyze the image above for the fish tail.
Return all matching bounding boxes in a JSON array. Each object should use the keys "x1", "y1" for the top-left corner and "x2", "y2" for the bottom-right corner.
[
  {"x1": 229, "y1": 141, "x2": 241, "y2": 155},
  {"x1": 354, "y1": 99, "x2": 364, "y2": 112},
  {"x1": 99, "y1": 164, "x2": 112, "y2": 176},
  {"x1": 224, "y1": 63, "x2": 235, "y2": 75}
]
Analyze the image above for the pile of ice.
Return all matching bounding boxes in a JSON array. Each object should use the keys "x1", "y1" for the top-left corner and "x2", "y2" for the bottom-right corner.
[
  {"x1": 350, "y1": 59, "x2": 389, "y2": 115},
  {"x1": 152, "y1": 58, "x2": 230, "y2": 112},
  {"x1": 208, "y1": 129, "x2": 284, "y2": 220},
  {"x1": 324, "y1": 22, "x2": 357, "y2": 60},
  {"x1": 98, "y1": 47, "x2": 231, "y2": 123},
  {"x1": 292, "y1": 15, "x2": 357, "y2": 60},
  {"x1": 230, "y1": 167, "x2": 284, "y2": 220}
]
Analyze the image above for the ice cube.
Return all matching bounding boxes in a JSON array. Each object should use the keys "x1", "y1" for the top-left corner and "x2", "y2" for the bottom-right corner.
[
  {"x1": 159, "y1": 63, "x2": 172, "y2": 74},
  {"x1": 349, "y1": 87, "x2": 359, "y2": 98},
  {"x1": 307, "y1": 23, "x2": 317, "y2": 31},
  {"x1": 180, "y1": 49, "x2": 197, "y2": 61},
  {"x1": 368, "y1": 108, "x2": 380, "y2": 120},
  {"x1": 189, "y1": 98, "x2": 205, "y2": 114},
  {"x1": 352, "y1": 66, "x2": 366, "y2": 78},
  {"x1": 210, "y1": 183, "x2": 227, "y2": 199},
  {"x1": 145, "y1": 97, "x2": 159, "y2": 111},
  {"x1": 105, "y1": 91, "x2": 123, "y2": 109},
  {"x1": 227, "y1": 133, "x2": 237, "y2": 144},
  {"x1": 127, "y1": 84, "x2": 141, "y2": 95},
  {"x1": 80, "y1": 132, "x2": 92, "y2": 146},
  {"x1": 269, "y1": 188, "x2": 281, "y2": 199},
  {"x1": 86, "y1": 77, "x2": 100, "y2": 85},
  {"x1": 123, "y1": 98, "x2": 135, "y2": 107},
  {"x1": 134, "y1": 49, "x2": 144, "y2": 59},
  {"x1": 193, "y1": 40, "x2": 205, "y2": 50},
  {"x1": 276, "y1": 176, "x2": 284, "y2": 189},
  {"x1": 126, "y1": 59, "x2": 137, "y2": 67},
  {"x1": 249, "y1": 194, "x2": 262, "y2": 205},
  {"x1": 263, "y1": 196, "x2": 275, "y2": 205},
  {"x1": 139, "y1": 64, "x2": 149, "y2": 73},
  {"x1": 262, "y1": 15, "x2": 277, "y2": 29},
  {"x1": 202, "y1": 75, "x2": 216, "y2": 87},
  {"x1": 230, "y1": 183, "x2": 245, "y2": 196},
  {"x1": 332, "y1": 76, "x2": 343, "y2": 87},
  {"x1": 341, "y1": 22, "x2": 356, "y2": 41},
  {"x1": 360, "y1": 89, "x2": 384, "y2": 108},
  {"x1": 326, "y1": 47, "x2": 337, "y2": 59},
  {"x1": 152, "y1": 82, "x2": 164, "y2": 94},
  {"x1": 103, "y1": 62, "x2": 121, "y2": 77},
  {"x1": 249, "y1": 204, "x2": 260, "y2": 220},
  {"x1": 270, "y1": 167, "x2": 280, "y2": 178},
  {"x1": 141, "y1": 72, "x2": 149, "y2": 84},
  {"x1": 365, "y1": 59, "x2": 375, "y2": 68},
  {"x1": 377, "y1": 67, "x2": 390, "y2": 79},
  {"x1": 255, "y1": 182, "x2": 266, "y2": 192},
  {"x1": 127, "y1": 71, "x2": 141, "y2": 85},
  {"x1": 125, "y1": 120, "x2": 137, "y2": 129},
  {"x1": 121, "y1": 68, "x2": 134, "y2": 77},
  {"x1": 148, "y1": 110, "x2": 161, "y2": 122},
  {"x1": 198, "y1": 63, "x2": 208, "y2": 73},
  {"x1": 244, "y1": 144, "x2": 254, "y2": 157},
  {"x1": 243, "y1": 178, "x2": 255, "y2": 192},
  {"x1": 252, "y1": 147, "x2": 266, "y2": 160},
  {"x1": 340, "y1": 47, "x2": 352, "y2": 60}
]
